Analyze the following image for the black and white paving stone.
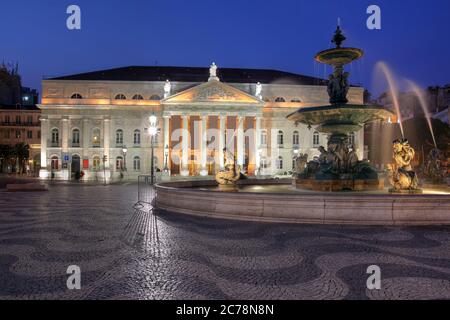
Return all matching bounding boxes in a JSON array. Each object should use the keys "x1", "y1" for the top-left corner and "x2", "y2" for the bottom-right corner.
[{"x1": 0, "y1": 184, "x2": 449, "y2": 300}]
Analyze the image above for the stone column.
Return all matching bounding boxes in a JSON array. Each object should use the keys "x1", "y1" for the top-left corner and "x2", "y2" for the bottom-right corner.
[
  {"x1": 181, "y1": 115, "x2": 189, "y2": 176},
  {"x1": 62, "y1": 118, "x2": 69, "y2": 152},
  {"x1": 218, "y1": 115, "x2": 226, "y2": 169},
  {"x1": 255, "y1": 116, "x2": 261, "y2": 174},
  {"x1": 103, "y1": 118, "x2": 110, "y2": 169},
  {"x1": 82, "y1": 119, "x2": 90, "y2": 158},
  {"x1": 163, "y1": 115, "x2": 171, "y2": 174},
  {"x1": 200, "y1": 115, "x2": 208, "y2": 176},
  {"x1": 40, "y1": 118, "x2": 48, "y2": 168},
  {"x1": 236, "y1": 116, "x2": 244, "y2": 166}
]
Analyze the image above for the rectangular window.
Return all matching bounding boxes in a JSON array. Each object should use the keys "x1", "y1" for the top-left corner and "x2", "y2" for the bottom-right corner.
[
  {"x1": 15, "y1": 116, "x2": 21, "y2": 124},
  {"x1": 27, "y1": 116, "x2": 33, "y2": 124},
  {"x1": 5, "y1": 115, "x2": 10, "y2": 124},
  {"x1": 27, "y1": 131, "x2": 32, "y2": 139},
  {"x1": 38, "y1": 131, "x2": 41, "y2": 139},
  {"x1": 15, "y1": 130, "x2": 21, "y2": 139}
]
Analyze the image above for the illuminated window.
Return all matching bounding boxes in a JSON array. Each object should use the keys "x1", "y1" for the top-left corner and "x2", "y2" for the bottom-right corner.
[
  {"x1": 51, "y1": 156, "x2": 59, "y2": 170},
  {"x1": 349, "y1": 132, "x2": 355, "y2": 146},
  {"x1": 115, "y1": 94, "x2": 127, "y2": 100},
  {"x1": 276, "y1": 156, "x2": 283, "y2": 170},
  {"x1": 293, "y1": 130, "x2": 299, "y2": 147},
  {"x1": 149, "y1": 94, "x2": 161, "y2": 100},
  {"x1": 260, "y1": 130, "x2": 267, "y2": 146},
  {"x1": 116, "y1": 129, "x2": 123, "y2": 145},
  {"x1": 72, "y1": 129, "x2": 80, "y2": 146},
  {"x1": 132, "y1": 94, "x2": 144, "y2": 100},
  {"x1": 277, "y1": 130, "x2": 284, "y2": 147},
  {"x1": 71, "y1": 93, "x2": 83, "y2": 99},
  {"x1": 116, "y1": 156, "x2": 124, "y2": 170},
  {"x1": 133, "y1": 129, "x2": 141, "y2": 145},
  {"x1": 261, "y1": 157, "x2": 268, "y2": 169},
  {"x1": 51, "y1": 128, "x2": 59, "y2": 145},
  {"x1": 92, "y1": 128, "x2": 100, "y2": 147},
  {"x1": 133, "y1": 156, "x2": 141, "y2": 171},
  {"x1": 93, "y1": 156, "x2": 100, "y2": 170},
  {"x1": 313, "y1": 131, "x2": 320, "y2": 146}
]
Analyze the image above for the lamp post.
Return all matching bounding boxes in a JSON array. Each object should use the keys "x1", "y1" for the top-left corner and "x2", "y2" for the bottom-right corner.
[
  {"x1": 122, "y1": 145, "x2": 128, "y2": 171},
  {"x1": 149, "y1": 114, "x2": 158, "y2": 185},
  {"x1": 258, "y1": 148, "x2": 263, "y2": 177}
]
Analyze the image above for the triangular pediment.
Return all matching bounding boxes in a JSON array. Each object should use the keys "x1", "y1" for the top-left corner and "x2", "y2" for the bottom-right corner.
[{"x1": 163, "y1": 80, "x2": 264, "y2": 105}]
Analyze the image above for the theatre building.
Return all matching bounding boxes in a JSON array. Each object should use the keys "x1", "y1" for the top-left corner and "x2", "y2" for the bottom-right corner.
[{"x1": 38, "y1": 64, "x2": 364, "y2": 181}]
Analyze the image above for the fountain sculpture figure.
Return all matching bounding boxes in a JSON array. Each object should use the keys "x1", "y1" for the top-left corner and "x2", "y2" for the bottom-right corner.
[
  {"x1": 287, "y1": 25, "x2": 393, "y2": 191},
  {"x1": 215, "y1": 148, "x2": 246, "y2": 185},
  {"x1": 422, "y1": 148, "x2": 447, "y2": 183},
  {"x1": 388, "y1": 139, "x2": 421, "y2": 193}
]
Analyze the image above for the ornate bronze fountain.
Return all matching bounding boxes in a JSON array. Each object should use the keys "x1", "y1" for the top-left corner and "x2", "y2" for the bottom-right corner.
[{"x1": 287, "y1": 26, "x2": 393, "y2": 191}]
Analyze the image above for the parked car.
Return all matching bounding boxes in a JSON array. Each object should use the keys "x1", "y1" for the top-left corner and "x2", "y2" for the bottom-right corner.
[{"x1": 273, "y1": 171, "x2": 293, "y2": 179}]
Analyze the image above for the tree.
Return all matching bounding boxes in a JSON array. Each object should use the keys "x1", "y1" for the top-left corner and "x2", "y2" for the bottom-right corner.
[
  {"x1": 0, "y1": 144, "x2": 12, "y2": 172},
  {"x1": 12, "y1": 143, "x2": 30, "y2": 174}
]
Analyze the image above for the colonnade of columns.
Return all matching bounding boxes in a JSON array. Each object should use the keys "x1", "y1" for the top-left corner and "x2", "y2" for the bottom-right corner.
[{"x1": 163, "y1": 114, "x2": 262, "y2": 176}]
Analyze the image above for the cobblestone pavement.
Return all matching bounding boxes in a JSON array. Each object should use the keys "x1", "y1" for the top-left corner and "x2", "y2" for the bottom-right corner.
[{"x1": 0, "y1": 184, "x2": 450, "y2": 300}]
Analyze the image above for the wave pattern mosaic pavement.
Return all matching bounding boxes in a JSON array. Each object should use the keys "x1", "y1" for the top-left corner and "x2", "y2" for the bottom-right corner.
[{"x1": 0, "y1": 184, "x2": 450, "y2": 300}]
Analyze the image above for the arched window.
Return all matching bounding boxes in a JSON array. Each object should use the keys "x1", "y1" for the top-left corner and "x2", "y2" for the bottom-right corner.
[
  {"x1": 133, "y1": 156, "x2": 141, "y2": 171},
  {"x1": 115, "y1": 94, "x2": 127, "y2": 100},
  {"x1": 291, "y1": 98, "x2": 302, "y2": 103},
  {"x1": 116, "y1": 156, "x2": 124, "y2": 170},
  {"x1": 93, "y1": 156, "x2": 100, "y2": 170},
  {"x1": 276, "y1": 156, "x2": 283, "y2": 170},
  {"x1": 349, "y1": 132, "x2": 355, "y2": 146},
  {"x1": 92, "y1": 128, "x2": 100, "y2": 147},
  {"x1": 72, "y1": 128, "x2": 80, "y2": 146},
  {"x1": 70, "y1": 93, "x2": 83, "y2": 99},
  {"x1": 275, "y1": 97, "x2": 286, "y2": 102},
  {"x1": 51, "y1": 156, "x2": 59, "y2": 170},
  {"x1": 149, "y1": 94, "x2": 161, "y2": 100},
  {"x1": 277, "y1": 130, "x2": 284, "y2": 147},
  {"x1": 133, "y1": 129, "x2": 141, "y2": 145},
  {"x1": 132, "y1": 94, "x2": 144, "y2": 100},
  {"x1": 313, "y1": 131, "x2": 320, "y2": 146},
  {"x1": 116, "y1": 129, "x2": 123, "y2": 146},
  {"x1": 260, "y1": 130, "x2": 267, "y2": 146},
  {"x1": 293, "y1": 130, "x2": 299, "y2": 147},
  {"x1": 51, "y1": 128, "x2": 59, "y2": 146}
]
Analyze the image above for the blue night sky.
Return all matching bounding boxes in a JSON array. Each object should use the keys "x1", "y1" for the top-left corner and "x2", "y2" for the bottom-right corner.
[{"x1": 1, "y1": 0, "x2": 449, "y2": 98}]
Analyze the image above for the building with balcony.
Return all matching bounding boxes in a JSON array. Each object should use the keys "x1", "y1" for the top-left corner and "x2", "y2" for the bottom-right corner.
[{"x1": 0, "y1": 104, "x2": 41, "y2": 173}]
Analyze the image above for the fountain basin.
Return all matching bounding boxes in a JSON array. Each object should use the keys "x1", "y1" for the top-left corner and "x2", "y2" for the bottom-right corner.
[
  {"x1": 287, "y1": 104, "x2": 392, "y2": 134},
  {"x1": 315, "y1": 47, "x2": 364, "y2": 66},
  {"x1": 154, "y1": 180, "x2": 450, "y2": 226}
]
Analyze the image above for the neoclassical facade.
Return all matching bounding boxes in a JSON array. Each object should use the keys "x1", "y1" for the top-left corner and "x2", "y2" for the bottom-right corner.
[{"x1": 38, "y1": 64, "x2": 364, "y2": 181}]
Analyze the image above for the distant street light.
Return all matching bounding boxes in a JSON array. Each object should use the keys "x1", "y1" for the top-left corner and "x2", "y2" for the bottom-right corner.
[
  {"x1": 149, "y1": 114, "x2": 159, "y2": 185},
  {"x1": 122, "y1": 145, "x2": 128, "y2": 171}
]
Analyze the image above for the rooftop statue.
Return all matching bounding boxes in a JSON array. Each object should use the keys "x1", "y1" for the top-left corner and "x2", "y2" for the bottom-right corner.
[
  {"x1": 164, "y1": 79, "x2": 171, "y2": 98},
  {"x1": 209, "y1": 62, "x2": 219, "y2": 81},
  {"x1": 255, "y1": 82, "x2": 262, "y2": 99}
]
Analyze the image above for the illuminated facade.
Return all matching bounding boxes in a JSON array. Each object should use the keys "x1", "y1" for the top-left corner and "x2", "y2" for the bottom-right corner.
[{"x1": 38, "y1": 64, "x2": 364, "y2": 180}]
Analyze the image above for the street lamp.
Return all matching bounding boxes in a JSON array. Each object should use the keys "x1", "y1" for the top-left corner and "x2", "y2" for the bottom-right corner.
[
  {"x1": 122, "y1": 145, "x2": 128, "y2": 171},
  {"x1": 149, "y1": 114, "x2": 159, "y2": 185}
]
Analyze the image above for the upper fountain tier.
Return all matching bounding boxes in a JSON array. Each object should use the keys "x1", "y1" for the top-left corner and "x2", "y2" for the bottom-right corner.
[{"x1": 315, "y1": 26, "x2": 364, "y2": 67}]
